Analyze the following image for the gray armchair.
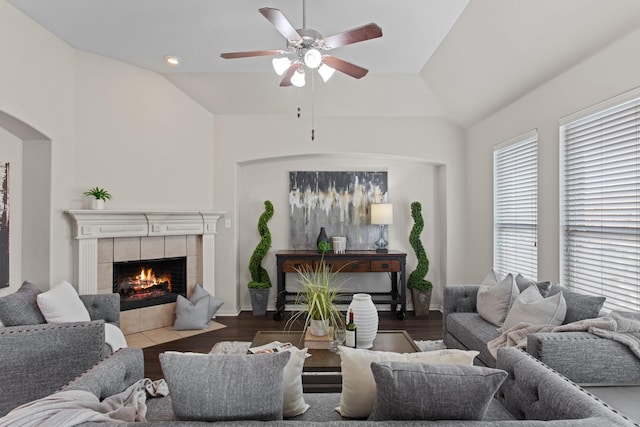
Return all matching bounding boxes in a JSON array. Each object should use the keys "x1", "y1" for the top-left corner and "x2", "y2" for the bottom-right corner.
[{"x1": 0, "y1": 292, "x2": 120, "y2": 416}]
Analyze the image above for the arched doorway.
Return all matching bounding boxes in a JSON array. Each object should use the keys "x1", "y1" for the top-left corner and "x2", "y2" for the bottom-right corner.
[{"x1": 0, "y1": 111, "x2": 51, "y2": 291}]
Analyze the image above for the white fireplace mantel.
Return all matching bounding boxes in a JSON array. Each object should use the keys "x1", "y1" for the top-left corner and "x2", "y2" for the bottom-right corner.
[{"x1": 65, "y1": 210, "x2": 225, "y2": 295}]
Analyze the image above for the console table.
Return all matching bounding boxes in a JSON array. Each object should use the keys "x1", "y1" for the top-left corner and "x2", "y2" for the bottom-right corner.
[{"x1": 274, "y1": 250, "x2": 407, "y2": 320}]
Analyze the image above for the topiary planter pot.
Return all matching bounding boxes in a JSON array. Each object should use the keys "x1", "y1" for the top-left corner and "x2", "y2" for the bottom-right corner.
[
  {"x1": 249, "y1": 288, "x2": 269, "y2": 316},
  {"x1": 411, "y1": 289, "x2": 431, "y2": 317}
]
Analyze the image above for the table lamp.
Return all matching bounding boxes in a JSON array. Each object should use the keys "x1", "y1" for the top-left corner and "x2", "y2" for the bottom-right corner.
[{"x1": 370, "y1": 203, "x2": 393, "y2": 253}]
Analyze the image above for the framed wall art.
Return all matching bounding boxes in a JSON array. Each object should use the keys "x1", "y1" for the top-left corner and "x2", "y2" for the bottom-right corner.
[
  {"x1": 289, "y1": 171, "x2": 388, "y2": 250},
  {"x1": 0, "y1": 162, "x2": 9, "y2": 288}
]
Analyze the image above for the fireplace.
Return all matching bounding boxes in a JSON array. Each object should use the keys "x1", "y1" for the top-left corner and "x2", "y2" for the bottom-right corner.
[
  {"x1": 113, "y1": 257, "x2": 187, "y2": 311},
  {"x1": 65, "y1": 210, "x2": 222, "y2": 333}
]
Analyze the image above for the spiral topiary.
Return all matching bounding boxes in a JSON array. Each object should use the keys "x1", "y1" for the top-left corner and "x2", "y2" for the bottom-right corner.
[
  {"x1": 248, "y1": 200, "x2": 274, "y2": 289},
  {"x1": 407, "y1": 201, "x2": 433, "y2": 291}
]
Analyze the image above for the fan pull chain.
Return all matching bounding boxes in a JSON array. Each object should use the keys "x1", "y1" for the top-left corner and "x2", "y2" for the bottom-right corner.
[{"x1": 311, "y1": 70, "x2": 316, "y2": 141}]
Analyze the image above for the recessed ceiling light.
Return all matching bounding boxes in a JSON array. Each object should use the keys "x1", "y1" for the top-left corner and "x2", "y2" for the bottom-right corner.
[{"x1": 163, "y1": 55, "x2": 181, "y2": 66}]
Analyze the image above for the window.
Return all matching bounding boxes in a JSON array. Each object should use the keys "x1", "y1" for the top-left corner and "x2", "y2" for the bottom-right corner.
[
  {"x1": 493, "y1": 131, "x2": 538, "y2": 280},
  {"x1": 561, "y1": 95, "x2": 640, "y2": 312}
]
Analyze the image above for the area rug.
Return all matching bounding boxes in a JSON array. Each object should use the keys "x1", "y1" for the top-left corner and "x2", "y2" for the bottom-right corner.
[
  {"x1": 126, "y1": 320, "x2": 226, "y2": 348},
  {"x1": 209, "y1": 339, "x2": 445, "y2": 354}
]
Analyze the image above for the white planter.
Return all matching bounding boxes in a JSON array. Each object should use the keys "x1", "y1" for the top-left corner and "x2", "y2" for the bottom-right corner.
[
  {"x1": 347, "y1": 293, "x2": 379, "y2": 349},
  {"x1": 309, "y1": 319, "x2": 330, "y2": 336},
  {"x1": 91, "y1": 199, "x2": 105, "y2": 210}
]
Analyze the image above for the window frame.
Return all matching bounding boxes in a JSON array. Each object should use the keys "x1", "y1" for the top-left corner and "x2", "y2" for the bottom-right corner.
[
  {"x1": 493, "y1": 130, "x2": 538, "y2": 280},
  {"x1": 560, "y1": 89, "x2": 640, "y2": 312}
]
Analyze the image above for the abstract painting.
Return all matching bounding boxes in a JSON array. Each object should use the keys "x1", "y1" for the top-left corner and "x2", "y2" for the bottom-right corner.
[
  {"x1": 0, "y1": 162, "x2": 8, "y2": 288},
  {"x1": 289, "y1": 171, "x2": 388, "y2": 250}
]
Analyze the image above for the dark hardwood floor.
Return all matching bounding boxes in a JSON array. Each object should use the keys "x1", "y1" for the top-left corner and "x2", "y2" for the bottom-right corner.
[{"x1": 143, "y1": 310, "x2": 443, "y2": 380}]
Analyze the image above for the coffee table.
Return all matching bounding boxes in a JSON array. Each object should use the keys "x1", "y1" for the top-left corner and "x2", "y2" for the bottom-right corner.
[{"x1": 251, "y1": 330, "x2": 420, "y2": 392}]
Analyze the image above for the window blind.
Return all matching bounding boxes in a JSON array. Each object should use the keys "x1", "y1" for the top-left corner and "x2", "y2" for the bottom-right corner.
[
  {"x1": 494, "y1": 132, "x2": 538, "y2": 280},
  {"x1": 561, "y1": 97, "x2": 640, "y2": 312}
]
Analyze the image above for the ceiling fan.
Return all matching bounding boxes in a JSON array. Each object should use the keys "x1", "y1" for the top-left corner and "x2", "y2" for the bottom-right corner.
[{"x1": 220, "y1": 1, "x2": 383, "y2": 87}]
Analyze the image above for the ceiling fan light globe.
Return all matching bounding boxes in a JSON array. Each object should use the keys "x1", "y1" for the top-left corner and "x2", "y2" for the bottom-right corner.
[
  {"x1": 303, "y1": 48, "x2": 322, "y2": 69},
  {"x1": 272, "y1": 56, "x2": 291, "y2": 76},
  {"x1": 291, "y1": 69, "x2": 306, "y2": 87},
  {"x1": 318, "y1": 63, "x2": 336, "y2": 82}
]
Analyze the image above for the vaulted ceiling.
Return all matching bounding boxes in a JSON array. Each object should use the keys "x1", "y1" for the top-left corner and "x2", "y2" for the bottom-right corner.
[{"x1": 9, "y1": 0, "x2": 640, "y2": 128}]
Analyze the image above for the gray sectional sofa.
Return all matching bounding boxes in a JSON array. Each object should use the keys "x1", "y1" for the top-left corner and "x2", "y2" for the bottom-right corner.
[
  {"x1": 21, "y1": 346, "x2": 634, "y2": 426},
  {"x1": 443, "y1": 283, "x2": 640, "y2": 384},
  {"x1": 0, "y1": 287, "x2": 120, "y2": 416}
]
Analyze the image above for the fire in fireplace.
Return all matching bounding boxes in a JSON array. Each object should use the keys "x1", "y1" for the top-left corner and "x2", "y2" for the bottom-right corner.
[{"x1": 113, "y1": 257, "x2": 187, "y2": 311}]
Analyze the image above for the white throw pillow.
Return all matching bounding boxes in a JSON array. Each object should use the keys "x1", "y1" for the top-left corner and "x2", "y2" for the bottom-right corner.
[
  {"x1": 104, "y1": 322, "x2": 128, "y2": 353},
  {"x1": 481, "y1": 268, "x2": 501, "y2": 286},
  {"x1": 283, "y1": 347, "x2": 310, "y2": 417},
  {"x1": 501, "y1": 285, "x2": 567, "y2": 331},
  {"x1": 36, "y1": 280, "x2": 91, "y2": 323},
  {"x1": 336, "y1": 346, "x2": 478, "y2": 419},
  {"x1": 477, "y1": 273, "x2": 520, "y2": 327}
]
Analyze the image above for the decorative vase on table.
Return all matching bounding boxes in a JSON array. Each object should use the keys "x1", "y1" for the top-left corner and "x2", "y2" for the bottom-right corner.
[
  {"x1": 347, "y1": 293, "x2": 378, "y2": 349},
  {"x1": 316, "y1": 227, "x2": 329, "y2": 247}
]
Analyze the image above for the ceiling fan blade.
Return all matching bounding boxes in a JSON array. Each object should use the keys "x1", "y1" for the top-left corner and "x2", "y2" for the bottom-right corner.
[
  {"x1": 322, "y1": 56, "x2": 368, "y2": 79},
  {"x1": 220, "y1": 49, "x2": 283, "y2": 59},
  {"x1": 259, "y1": 7, "x2": 303, "y2": 43},
  {"x1": 323, "y1": 23, "x2": 382, "y2": 49},
  {"x1": 279, "y1": 63, "x2": 300, "y2": 87}
]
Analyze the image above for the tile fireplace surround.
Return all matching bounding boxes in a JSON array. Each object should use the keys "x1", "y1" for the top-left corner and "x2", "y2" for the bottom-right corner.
[{"x1": 66, "y1": 210, "x2": 223, "y2": 334}]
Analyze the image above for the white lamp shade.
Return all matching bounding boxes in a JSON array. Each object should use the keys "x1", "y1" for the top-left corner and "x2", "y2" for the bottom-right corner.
[
  {"x1": 318, "y1": 62, "x2": 336, "y2": 82},
  {"x1": 291, "y1": 69, "x2": 306, "y2": 87},
  {"x1": 370, "y1": 203, "x2": 393, "y2": 225},
  {"x1": 272, "y1": 56, "x2": 291, "y2": 76},
  {"x1": 304, "y1": 48, "x2": 322, "y2": 69}
]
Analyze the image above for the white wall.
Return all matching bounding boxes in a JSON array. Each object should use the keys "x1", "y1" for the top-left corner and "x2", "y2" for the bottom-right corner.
[
  {"x1": 466, "y1": 26, "x2": 640, "y2": 283},
  {"x1": 72, "y1": 51, "x2": 214, "y2": 211},
  {"x1": 0, "y1": 0, "x2": 214, "y2": 295},
  {"x1": 213, "y1": 115, "x2": 466, "y2": 315},
  {"x1": 0, "y1": 0, "x2": 75, "y2": 296}
]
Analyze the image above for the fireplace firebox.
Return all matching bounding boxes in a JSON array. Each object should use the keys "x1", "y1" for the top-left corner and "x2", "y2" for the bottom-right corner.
[{"x1": 113, "y1": 257, "x2": 187, "y2": 311}]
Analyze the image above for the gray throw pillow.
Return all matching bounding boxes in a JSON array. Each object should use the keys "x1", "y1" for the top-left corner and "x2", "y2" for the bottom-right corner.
[
  {"x1": 0, "y1": 281, "x2": 46, "y2": 326},
  {"x1": 477, "y1": 273, "x2": 519, "y2": 327},
  {"x1": 173, "y1": 294, "x2": 209, "y2": 330},
  {"x1": 160, "y1": 351, "x2": 290, "y2": 421},
  {"x1": 547, "y1": 286, "x2": 606, "y2": 324},
  {"x1": 514, "y1": 274, "x2": 551, "y2": 297},
  {"x1": 368, "y1": 362, "x2": 507, "y2": 421},
  {"x1": 190, "y1": 284, "x2": 224, "y2": 320}
]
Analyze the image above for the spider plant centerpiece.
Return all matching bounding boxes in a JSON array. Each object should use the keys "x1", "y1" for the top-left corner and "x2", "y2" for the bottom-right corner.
[{"x1": 286, "y1": 258, "x2": 349, "y2": 336}]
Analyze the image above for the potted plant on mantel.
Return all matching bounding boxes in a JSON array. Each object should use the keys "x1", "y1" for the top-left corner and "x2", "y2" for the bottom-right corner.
[
  {"x1": 407, "y1": 201, "x2": 433, "y2": 317},
  {"x1": 83, "y1": 186, "x2": 112, "y2": 210},
  {"x1": 286, "y1": 258, "x2": 347, "y2": 336},
  {"x1": 247, "y1": 200, "x2": 274, "y2": 316}
]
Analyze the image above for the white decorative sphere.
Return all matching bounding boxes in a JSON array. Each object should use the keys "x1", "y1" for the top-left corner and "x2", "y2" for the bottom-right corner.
[{"x1": 347, "y1": 293, "x2": 379, "y2": 349}]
